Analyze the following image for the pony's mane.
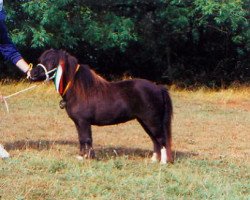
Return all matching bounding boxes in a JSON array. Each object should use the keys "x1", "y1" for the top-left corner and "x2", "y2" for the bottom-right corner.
[
  {"x1": 76, "y1": 64, "x2": 109, "y2": 98},
  {"x1": 58, "y1": 50, "x2": 109, "y2": 99}
]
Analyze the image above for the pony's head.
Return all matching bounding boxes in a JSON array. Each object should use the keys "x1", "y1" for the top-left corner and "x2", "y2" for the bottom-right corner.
[
  {"x1": 30, "y1": 49, "x2": 62, "y2": 81},
  {"x1": 30, "y1": 49, "x2": 107, "y2": 98}
]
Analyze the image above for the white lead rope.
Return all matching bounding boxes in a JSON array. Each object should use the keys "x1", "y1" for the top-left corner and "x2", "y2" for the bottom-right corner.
[
  {"x1": 1, "y1": 84, "x2": 38, "y2": 113},
  {"x1": 3, "y1": 84, "x2": 37, "y2": 99}
]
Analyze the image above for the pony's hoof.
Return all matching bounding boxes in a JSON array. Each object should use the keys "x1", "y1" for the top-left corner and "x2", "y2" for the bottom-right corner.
[
  {"x1": 151, "y1": 153, "x2": 160, "y2": 163},
  {"x1": 82, "y1": 148, "x2": 95, "y2": 159},
  {"x1": 76, "y1": 155, "x2": 84, "y2": 161},
  {"x1": 78, "y1": 149, "x2": 95, "y2": 160},
  {"x1": 160, "y1": 161, "x2": 168, "y2": 165}
]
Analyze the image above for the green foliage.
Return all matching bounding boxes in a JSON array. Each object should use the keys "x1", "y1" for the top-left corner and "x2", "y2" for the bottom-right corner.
[
  {"x1": 194, "y1": 0, "x2": 247, "y2": 30},
  {"x1": 6, "y1": 0, "x2": 137, "y2": 50},
  {"x1": 193, "y1": 0, "x2": 249, "y2": 55},
  {"x1": 83, "y1": 13, "x2": 137, "y2": 51},
  {"x1": 2, "y1": 0, "x2": 250, "y2": 86}
]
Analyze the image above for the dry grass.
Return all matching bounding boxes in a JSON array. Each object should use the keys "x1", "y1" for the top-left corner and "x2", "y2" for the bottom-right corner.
[
  {"x1": 171, "y1": 85, "x2": 250, "y2": 160},
  {"x1": 0, "y1": 82, "x2": 249, "y2": 199}
]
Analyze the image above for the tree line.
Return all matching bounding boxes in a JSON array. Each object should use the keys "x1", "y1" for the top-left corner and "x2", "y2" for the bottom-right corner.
[{"x1": 1, "y1": 0, "x2": 249, "y2": 87}]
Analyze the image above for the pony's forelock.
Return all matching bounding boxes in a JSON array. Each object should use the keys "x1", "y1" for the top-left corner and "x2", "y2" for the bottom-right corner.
[{"x1": 38, "y1": 49, "x2": 60, "y2": 70}]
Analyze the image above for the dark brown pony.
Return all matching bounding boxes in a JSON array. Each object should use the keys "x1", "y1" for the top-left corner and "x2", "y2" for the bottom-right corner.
[{"x1": 30, "y1": 49, "x2": 173, "y2": 164}]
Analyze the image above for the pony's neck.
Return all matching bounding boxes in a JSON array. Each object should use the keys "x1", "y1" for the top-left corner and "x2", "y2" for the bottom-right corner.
[{"x1": 64, "y1": 64, "x2": 109, "y2": 100}]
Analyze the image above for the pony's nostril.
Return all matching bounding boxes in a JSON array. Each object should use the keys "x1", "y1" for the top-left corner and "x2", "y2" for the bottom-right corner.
[{"x1": 30, "y1": 70, "x2": 39, "y2": 80}]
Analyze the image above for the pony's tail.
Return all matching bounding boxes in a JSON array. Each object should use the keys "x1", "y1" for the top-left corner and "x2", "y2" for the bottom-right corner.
[{"x1": 162, "y1": 87, "x2": 173, "y2": 163}]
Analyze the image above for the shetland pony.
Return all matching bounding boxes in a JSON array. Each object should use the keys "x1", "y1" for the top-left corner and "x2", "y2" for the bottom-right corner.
[{"x1": 30, "y1": 49, "x2": 173, "y2": 163}]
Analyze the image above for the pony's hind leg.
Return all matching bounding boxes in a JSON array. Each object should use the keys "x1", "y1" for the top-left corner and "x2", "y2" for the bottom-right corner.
[
  {"x1": 137, "y1": 119, "x2": 162, "y2": 163},
  {"x1": 137, "y1": 117, "x2": 171, "y2": 164},
  {"x1": 155, "y1": 133, "x2": 172, "y2": 164},
  {"x1": 74, "y1": 119, "x2": 95, "y2": 159}
]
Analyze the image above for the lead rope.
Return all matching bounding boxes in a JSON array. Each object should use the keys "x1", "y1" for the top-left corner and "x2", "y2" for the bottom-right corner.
[
  {"x1": 1, "y1": 63, "x2": 39, "y2": 113},
  {"x1": 1, "y1": 84, "x2": 38, "y2": 113}
]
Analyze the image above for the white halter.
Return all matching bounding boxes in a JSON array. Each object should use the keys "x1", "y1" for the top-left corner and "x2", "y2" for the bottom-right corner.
[{"x1": 36, "y1": 64, "x2": 57, "y2": 82}]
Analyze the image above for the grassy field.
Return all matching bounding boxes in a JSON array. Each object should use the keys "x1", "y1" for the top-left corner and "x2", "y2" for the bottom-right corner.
[{"x1": 0, "y1": 82, "x2": 249, "y2": 200}]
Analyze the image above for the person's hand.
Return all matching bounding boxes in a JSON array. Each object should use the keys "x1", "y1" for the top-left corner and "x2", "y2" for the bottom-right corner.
[
  {"x1": 26, "y1": 69, "x2": 31, "y2": 79},
  {"x1": 26, "y1": 63, "x2": 33, "y2": 79}
]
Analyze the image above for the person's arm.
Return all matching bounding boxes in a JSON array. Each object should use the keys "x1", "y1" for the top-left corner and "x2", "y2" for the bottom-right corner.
[
  {"x1": 0, "y1": 10, "x2": 30, "y2": 76},
  {"x1": 16, "y1": 58, "x2": 31, "y2": 78}
]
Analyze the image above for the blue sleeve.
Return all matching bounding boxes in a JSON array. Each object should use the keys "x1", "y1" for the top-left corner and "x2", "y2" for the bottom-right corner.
[
  {"x1": 0, "y1": 44, "x2": 22, "y2": 64},
  {"x1": 0, "y1": 10, "x2": 22, "y2": 65}
]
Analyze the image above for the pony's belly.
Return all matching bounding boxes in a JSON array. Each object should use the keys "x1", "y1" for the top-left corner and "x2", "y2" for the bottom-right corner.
[
  {"x1": 90, "y1": 99, "x2": 135, "y2": 125},
  {"x1": 91, "y1": 115, "x2": 135, "y2": 126}
]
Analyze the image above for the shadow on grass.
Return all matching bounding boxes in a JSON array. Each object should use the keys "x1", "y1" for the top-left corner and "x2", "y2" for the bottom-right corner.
[
  {"x1": 4, "y1": 140, "x2": 77, "y2": 151},
  {"x1": 4, "y1": 140, "x2": 198, "y2": 161}
]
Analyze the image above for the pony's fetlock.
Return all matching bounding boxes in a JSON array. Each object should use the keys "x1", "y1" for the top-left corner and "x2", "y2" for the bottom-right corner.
[{"x1": 82, "y1": 147, "x2": 95, "y2": 159}]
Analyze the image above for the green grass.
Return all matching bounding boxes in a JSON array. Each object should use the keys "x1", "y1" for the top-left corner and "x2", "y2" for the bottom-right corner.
[
  {"x1": 1, "y1": 154, "x2": 249, "y2": 200},
  {"x1": 0, "y1": 82, "x2": 249, "y2": 200}
]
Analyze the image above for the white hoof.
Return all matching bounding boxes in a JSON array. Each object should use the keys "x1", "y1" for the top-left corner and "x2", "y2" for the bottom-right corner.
[
  {"x1": 151, "y1": 152, "x2": 158, "y2": 163},
  {"x1": 160, "y1": 160, "x2": 167, "y2": 165}
]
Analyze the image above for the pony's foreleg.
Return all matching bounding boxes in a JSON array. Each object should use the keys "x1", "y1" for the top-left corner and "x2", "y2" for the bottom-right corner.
[{"x1": 75, "y1": 120, "x2": 95, "y2": 160}]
